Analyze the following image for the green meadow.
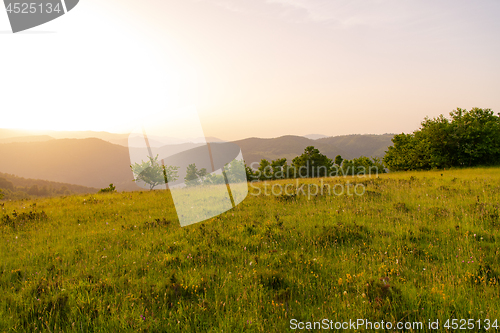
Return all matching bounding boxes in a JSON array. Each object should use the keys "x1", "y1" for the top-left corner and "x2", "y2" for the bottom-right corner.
[{"x1": 0, "y1": 167, "x2": 499, "y2": 332}]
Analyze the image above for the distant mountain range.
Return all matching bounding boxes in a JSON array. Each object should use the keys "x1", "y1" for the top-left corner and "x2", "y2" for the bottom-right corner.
[
  {"x1": 0, "y1": 129, "x2": 130, "y2": 141},
  {"x1": 0, "y1": 135, "x2": 56, "y2": 144},
  {"x1": 0, "y1": 129, "x2": 224, "y2": 147},
  {"x1": 0, "y1": 129, "x2": 394, "y2": 191}
]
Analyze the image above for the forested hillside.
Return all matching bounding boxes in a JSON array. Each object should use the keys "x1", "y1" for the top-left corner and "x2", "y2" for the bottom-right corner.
[{"x1": 0, "y1": 172, "x2": 98, "y2": 200}]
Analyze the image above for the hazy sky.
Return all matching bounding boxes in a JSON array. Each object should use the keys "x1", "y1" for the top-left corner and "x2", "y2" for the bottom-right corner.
[{"x1": 1, "y1": 0, "x2": 499, "y2": 140}]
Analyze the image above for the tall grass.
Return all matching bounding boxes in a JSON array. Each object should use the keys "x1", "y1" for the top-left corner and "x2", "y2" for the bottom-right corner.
[{"x1": 0, "y1": 167, "x2": 499, "y2": 332}]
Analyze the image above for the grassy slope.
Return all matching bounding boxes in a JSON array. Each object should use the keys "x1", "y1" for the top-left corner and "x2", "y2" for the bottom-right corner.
[{"x1": 0, "y1": 168, "x2": 499, "y2": 332}]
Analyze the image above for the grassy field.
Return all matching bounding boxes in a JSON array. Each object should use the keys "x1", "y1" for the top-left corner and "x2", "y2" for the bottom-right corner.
[{"x1": 0, "y1": 168, "x2": 499, "y2": 332}]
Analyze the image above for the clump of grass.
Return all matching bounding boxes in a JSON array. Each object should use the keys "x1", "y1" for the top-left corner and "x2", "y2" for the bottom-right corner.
[{"x1": 1, "y1": 209, "x2": 48, "y2": 229}]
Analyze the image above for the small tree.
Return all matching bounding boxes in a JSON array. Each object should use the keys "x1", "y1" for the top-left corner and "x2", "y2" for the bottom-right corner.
[
  {"x1": 202, "y1": 173, "x2": 226, "y2": 185},
  {"x1": 184, "y1": 164, "x2": 207, "y2": 187},
  {"x1": 257, "y1": 159, "x2": 273, "y2": 180},
  {"x1": 224, "y1": 159, "x2": 247, "y2": 183},
  {"x1": 292, "y1": 146, "x2": 333, "y2": 178},
  {"x1": 99, "y1": 184, "x2": 116, "y2": 193},
  {"x1": 131, "y1": 155, "x2": 179, "y2": 190},
  {"x1": 245, "y1": 164, "x2": 257, "y2": 181},
  {"x1": 334, "y1": 155, "x2": 343, "y2": 166},
  {"x1": 271, "y1": 158, "x2": 287, "y2": 180}
]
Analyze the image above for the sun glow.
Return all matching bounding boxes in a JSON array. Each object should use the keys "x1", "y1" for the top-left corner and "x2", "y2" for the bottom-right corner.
[{"x1": 0, "y1": 1, "x2": 198, "y2": 134}]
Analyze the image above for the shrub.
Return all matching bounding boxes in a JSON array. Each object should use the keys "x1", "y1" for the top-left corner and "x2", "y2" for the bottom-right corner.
[{"x1": 99, "y1": 184, "x2": 116, "y2": 193}]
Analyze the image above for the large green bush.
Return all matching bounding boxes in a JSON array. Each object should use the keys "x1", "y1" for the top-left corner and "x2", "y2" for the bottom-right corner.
[{"x1": 384, "y1": 108, "x2": 500, "y2": 171}]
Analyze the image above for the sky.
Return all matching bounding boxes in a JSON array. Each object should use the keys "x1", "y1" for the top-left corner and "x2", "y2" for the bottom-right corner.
[{"x1": 1, "y1": 0, "x2": 499, "y2": 140}]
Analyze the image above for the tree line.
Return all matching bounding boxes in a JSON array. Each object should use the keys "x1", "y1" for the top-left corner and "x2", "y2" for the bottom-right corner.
[
  {"x1": 131, "y1": 108, "x2": 500, "y2": 189},
  {"x1": 245, "y1": 146, "x2": 385, "y2": 181},
  {"x1": 131, "y1": 156, "x2": 247, "y2": 190},
  {"x1": 131, "y1": 147, "x2": 385, "y2": 190},
  {"x1": 383, "y1": 108, "x2": 500, "y2": 171}
]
